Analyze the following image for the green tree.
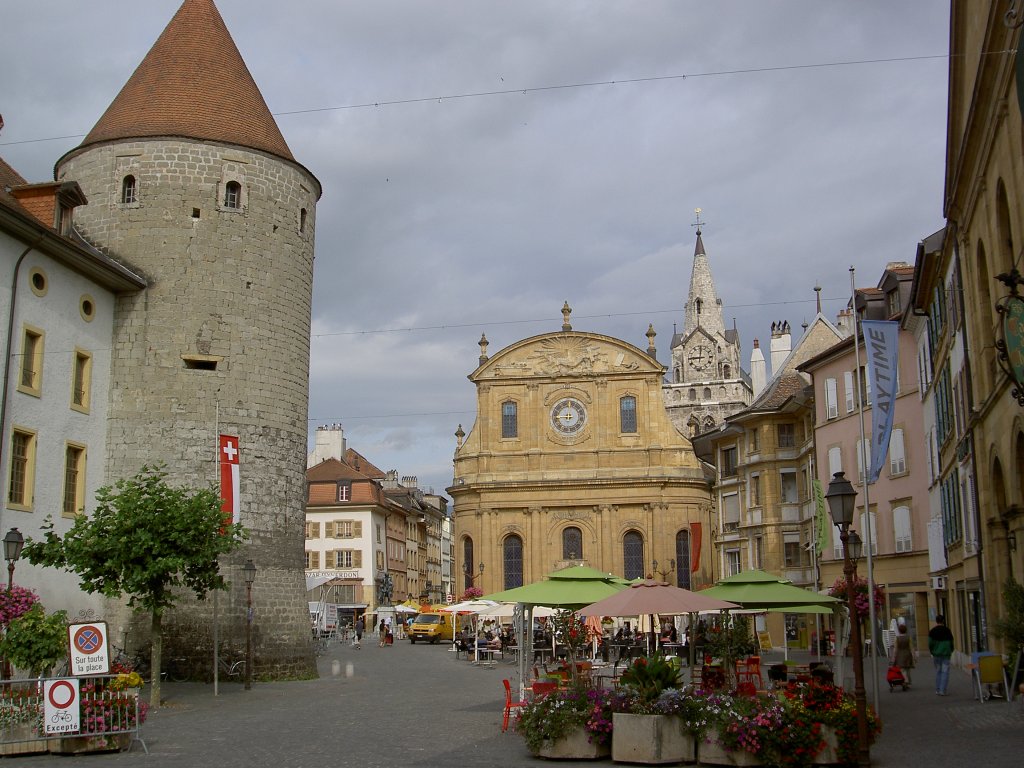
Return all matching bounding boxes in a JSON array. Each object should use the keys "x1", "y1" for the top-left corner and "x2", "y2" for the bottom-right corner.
[{"x1": 22, "y1": 464, "x2": 245, "y2": 706}]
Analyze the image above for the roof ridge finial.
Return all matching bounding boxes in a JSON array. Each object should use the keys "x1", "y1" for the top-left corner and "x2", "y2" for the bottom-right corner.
[
  {"x1": 814, "y1": 284, "x2": 822, "y2": 314},
  {"x1": 561, "y1": 301, "x2": 572, "y2": 332}
]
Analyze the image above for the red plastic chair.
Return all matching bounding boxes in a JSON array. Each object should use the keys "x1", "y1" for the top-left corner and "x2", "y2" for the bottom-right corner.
[
  {"x1": 531, "y1": 681, "x2": 559, "y2": 698},
  {"x1": 502, "y1": 679, "x2": 525, "y2": 733},
  {"x1": 736, "y1": 656, "x2": 764, "y2": 690}
]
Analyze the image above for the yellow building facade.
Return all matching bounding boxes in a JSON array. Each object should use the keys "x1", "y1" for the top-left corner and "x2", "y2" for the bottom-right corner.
[{"x1": 449, "y1": 310, "x2": 713, "y2": 596}]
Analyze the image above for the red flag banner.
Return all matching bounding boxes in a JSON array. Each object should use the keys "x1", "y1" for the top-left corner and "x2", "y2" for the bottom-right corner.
[
  {"x1": 690, "y1": 522, "x2": 702, "y2": 572},
  {"x1": 219, "y1": 434, "x2": 240, "y2": 527}
]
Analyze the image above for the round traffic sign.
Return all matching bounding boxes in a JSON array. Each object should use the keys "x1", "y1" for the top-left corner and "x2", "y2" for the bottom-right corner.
[
  {"x1": 48, "y1": 680, "x2": 75, "y2": 710},
  {"x1": 73, "y1": 625, "x2": 103, "y2": 654}
]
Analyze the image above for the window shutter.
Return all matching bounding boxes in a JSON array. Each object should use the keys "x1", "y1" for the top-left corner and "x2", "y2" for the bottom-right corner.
[
  {"x1": 354, "y1": 521, "x2": 362, "y2": 538},
  {"x1": 832, "y1": 526, "x2": 844, "y2": 560},
  {"x1": 889, "y1": 428, "x2": 906, "y2": 475},
  {"x1": 723, "y1": 493, "x2": 740, "y2": 524},
  {"x1": 844, "y1": 371, "x2": 855, "y2": 413},
  {"x1": 325, "y1": 522, "x2": 335, "y2": 538},
  {"x1": 325, "y1": 550, "x2": 336, "y2": 568},
  {"x1": 825, "y1": 378, "x2": 838, "y2": 419},
  {"x1": 353, "y1": 550, "x2": 362, "y2": 568},
  {"x1": 893, "y1": 506, "x2": 912, "y2": 553},
  {"x1": 828, "y1": 446, "x2": 843, "y2": 477}
]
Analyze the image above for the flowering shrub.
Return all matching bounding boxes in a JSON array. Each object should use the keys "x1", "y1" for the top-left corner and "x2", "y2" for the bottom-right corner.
[
  {"x1": 79, "y1": 681, "x2": 149, "y2": 736},
  {"x1": 516, "y1": 685, "x2": 614, "y2": 754},
  {"x1": 828, "y1": 576, "x2": 885, "y2": 621},
  {"x1": 779, "y1": 680, "x2": 881, "y2": 766},
  {"x1": 550, "y1": 610, "x2": 590, "y2": 665},
  {"x1": 0, "y1": 689, "x2": 42, "y2": 733},
  {"x1": 459, "y1": 586, "x2": 483, "y2": 601},
  {"x1": 109, "y1": 671, "x2": 144, "y2": 691},
  {"x1": 0, "y1": 586, "x2": 39, "y2": 624},
  {"x1": 0, "y1": 604, "x2": 69, "y2": 677}
]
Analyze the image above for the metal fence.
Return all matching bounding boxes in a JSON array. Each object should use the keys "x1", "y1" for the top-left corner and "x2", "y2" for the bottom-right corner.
[{"x1": 0, "y1": 675, "x2": 146, "y2": 756}]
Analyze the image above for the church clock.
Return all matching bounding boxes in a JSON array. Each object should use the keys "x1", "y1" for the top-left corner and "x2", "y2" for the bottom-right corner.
[
  {"x1": 688, "y1": 344, "x2": 714, "y2": 371},
  {"x1": 550, "y1": 397, "x2": 587, "y2": 435}
]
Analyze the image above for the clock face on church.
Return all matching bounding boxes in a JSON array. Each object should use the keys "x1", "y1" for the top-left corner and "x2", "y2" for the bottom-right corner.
[
  {"x1": 688, "y1": 344, "x2": 714, "y2": 370},
  {"x1": 550, "y1": 397, "x2": 587, "y2": 435}
]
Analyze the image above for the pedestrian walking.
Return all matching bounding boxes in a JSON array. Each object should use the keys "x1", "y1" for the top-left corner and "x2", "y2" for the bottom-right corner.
[
  {"x1": 379, "y1": 619, "x2": 387, "y2": 647},
  {"x1": 928, "y1": 614, "x2": 954, "y2": 695},
  {"x1": 353, "y1": 616, "x2": 364, "y2": 649},
  {"x1": 891, "y1": 622, "x2": 915, "y2": 685}
]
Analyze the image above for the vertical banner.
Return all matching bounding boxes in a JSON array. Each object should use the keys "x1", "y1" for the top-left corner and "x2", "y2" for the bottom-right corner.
[
  {"x1": 690, "y1": 522, "x2": 702, "y2": 572},
  {"x1": 219, "y1": 434, "x2": 240, "y2": 526},
  {"x1": 812, "y1": 479, "x2": 829, "y2": 555},
  {"x1": 861, "y1": 320, "x2": 899, "y2": 484}
]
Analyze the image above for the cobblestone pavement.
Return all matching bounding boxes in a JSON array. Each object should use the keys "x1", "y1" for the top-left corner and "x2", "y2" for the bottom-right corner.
[{"x1": 9, "y1": 639, "x2": 1022, "y2": 767}]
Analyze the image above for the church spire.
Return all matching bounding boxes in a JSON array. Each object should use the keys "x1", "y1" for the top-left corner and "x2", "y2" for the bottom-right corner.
[{"x1": 682, "y1": 208, "x2": 725, "y2": 339}]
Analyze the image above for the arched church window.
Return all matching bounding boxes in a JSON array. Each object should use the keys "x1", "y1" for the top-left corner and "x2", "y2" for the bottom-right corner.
[
  {"x1": 695, "y1": 298, "x2": 703, "y2": 315},
  {"x1": 224, "y1": 180, "x2": 242, "y2": 209},
  {"x1": 620, "y1": 396, "x2": 637, "y2": 433},
  {"x1": 688, "y1": 418, "x2": 699, "y2": 437},
  {"x1": 121, "y1": 175, "x2": 137, "y2": 205},
  {"x1": 704, "y1": 416, "x2": 715, "y2": 430},
  {"x1": 674, "y1": 366, "x2": 681, "y2": 383},
  {"x1": 623, "y1": 531, "x2": 644, "y2": 580},
  {"x1": 703, "y1": 388, "x2": 711, "y2": 399},
  {"x1": 723, "y1": 364, "x2": 731, "y2": 378},
  {"x1": 463, "y1": 537, "x2": 474, "y2": 592},
  {"x1": 502, "y1": 401, "x2": 518, "y2": 438},
  {"x1": 503, "y1": 535, "x2": 523, "y2": 590},
  {"x1": 562, "y1": 527, "x2": 583, "y2": 560},
  {"x1": 688, "y1": 388, "x2": 696, "y2": 401},
  {"x1": 675, "y1": 530, "x2": 691, "y2": 590}
]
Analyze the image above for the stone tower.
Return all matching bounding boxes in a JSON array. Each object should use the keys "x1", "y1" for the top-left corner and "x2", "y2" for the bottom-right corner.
[
  {"x1": 55, "y1": 0, "x2": 320, "y2": 677},
  {"x1": 664, "y1": 223, "x2": 753, "y2": 437}
]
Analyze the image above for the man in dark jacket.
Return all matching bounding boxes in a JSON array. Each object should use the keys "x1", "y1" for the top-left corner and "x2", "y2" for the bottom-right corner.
[{"x1": 927, "y1": 614, "x2": 954, "y2": 695}]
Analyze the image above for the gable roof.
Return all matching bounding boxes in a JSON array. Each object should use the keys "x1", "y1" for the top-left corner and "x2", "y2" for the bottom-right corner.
[
  {"x1": 75, "y1": 0, "x2": 294, "y2": 162},
  {"x1": 343, "y1": 449, "x2": 387, "y2": 479},
  {"x1": 306, "y1": 457, "x2": 377, "y2": 484}
]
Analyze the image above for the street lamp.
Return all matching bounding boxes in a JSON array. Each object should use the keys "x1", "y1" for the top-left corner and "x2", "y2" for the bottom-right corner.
[
  {"x1": 242, "y1": 560, "x2": 256, "y2": 691},
  {"x1": 4, "y1": 528, "x2": 24, "y2": 591},
  {"x1": 652, "y1": 558, "x2": 676, "y2": 582},
  {"x1": 463, "y1": 561, "x2": 484, "y2": 586},
  {"x1": 824, "y1": 472, "x2": 870, "y2": 767}
]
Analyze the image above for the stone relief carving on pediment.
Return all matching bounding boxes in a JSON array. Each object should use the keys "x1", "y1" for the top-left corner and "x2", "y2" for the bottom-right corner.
[{"x1": 492, "y1": 337, "x2": 648, "y2": 377}]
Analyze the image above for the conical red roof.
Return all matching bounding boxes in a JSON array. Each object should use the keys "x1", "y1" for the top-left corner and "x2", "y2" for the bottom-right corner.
[{"x1": 79, "y1": 0, "x2": 293, "y2": 161}]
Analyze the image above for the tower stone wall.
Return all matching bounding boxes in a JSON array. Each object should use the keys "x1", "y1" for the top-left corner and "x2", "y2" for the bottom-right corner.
[{"x1": 57, "y1": 138, "x2": 320, "y2": 677}]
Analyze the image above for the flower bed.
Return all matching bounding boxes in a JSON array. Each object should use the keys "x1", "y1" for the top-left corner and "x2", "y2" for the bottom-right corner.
[{"x1": 516, "y1": 684, "x2": 614, "y2": 755}]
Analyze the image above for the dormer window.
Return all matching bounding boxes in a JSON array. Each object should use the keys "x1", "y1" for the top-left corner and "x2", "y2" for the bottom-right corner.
[
  {"x1": 57, "y1": 203, "x2": 72, "y2": 235},
  {"x1": 224, "y1": 181, "x2": 241, "y2": 209},
  {"x1": 121, "y1": 175, "x2": 137, "y2": 205}
]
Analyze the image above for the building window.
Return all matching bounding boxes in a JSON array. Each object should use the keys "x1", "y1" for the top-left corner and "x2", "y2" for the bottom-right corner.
[
  {"x1": 8, "y1": 429, "x2": 36, "y2": 509},
  {"x1": 858, "y1": 510, "x2": 878, "y2": 556},
  {"x1": 501, "y1": 401, "x2": 518, "y2": 438},
  {"x1": 305, "y1": 522, "x2": 319, "y2": 538},
  {"x1": 893, "y1": 505, "x2": 912, "y2": 552},
  {"x1": 224, "y1": 180, "x2": 241, "y2": 209},
  {"x1": 844, "y1": 371, "x2": 855, "y2": 413},
  {"x1": 827, "y1": 445, "x2": 843, "y2": 477},
  {"x1": 463, "y1": 537, "x2": 474, "y2": 591},
  {"x1": 562, "y1": 526, "x2": 583, "y2": 560},
  {"x1": 886, "y1": 289, "x2": 900, "y2": 318},
  {"x1": 725, "y1": 548, "x2": 741, "y2": 576},
  {"x1": 703, "y1": 387, "x2": 711, "y2": 399},
  {"x1": 749, "y1": 428, "x2": 759, "y2": 452},
  {"x1": 889, "y1": 428, "x2": 906, "y2": 476},
  {"x1": 688, "y1": 388, "x2": 696, "y2": 401},
  {"x1": 620, "y1": 395, "x2": 637, "y2": 433},
  {"x1": 721, "y1": 447, "x2": 738, "y2": 478},
  {"x1": 121, "y1": 175, "x2": 137, "y2": 204},
  {"x1": 777, "y1": 423, "x2": 795, "y2": 448},
  {"x1": 780, "y1": 471, "x2": 799, "y2": 503},
  {"x1": 753, "y1": 535, "x2": 764, "y2": 570},
  {"x1": 749, "y1": 475, "x2": 761, "y2": 506},
  {"x1": 299, "y1": 207, "x2": 307, "y2": 233},
  {"x1": 28, "y1": 268, "x2": 47, "y2": 297},
  {"x1": 722, "y1": 492, "x2": 740, "y2": 531},
  {"x1": 305, "y1": 551, "x2": 320, "y2": 569},
  {"x1": 18, "y1": 326, "x2": 44, "y2": 396},
  {"x1": 331, "y1": 520, "x2": 362, "y2": 539},
  {"x1": 332, "y1": 549, "x2": 361, "y2": 568},
  {"x1": 784, "y1": 532, "x2": 803, "y2": 567},
  {"x1": 503, "y1": 535, "x2": 523, "y2": 590},
  {"x1": 855, "y1": 439, "x2": 872, "y2": 483},
  {"x1": 825, "y1": 377, "x2": 838, "y2": 419},
  {"x1": 623, "y1": 531, "x2": 644, "y2": 581},
  {"x1": 62, "y1": 444, "x2": 86, "y2": 516},
  {"x1": 71, "y1": 349, "x2": 92, "y2": 412},
  {"x1": 337, "y1": 482, "x2": 351, "y2": 502},
  {"x1": 675, "y1": 530, "x2": 691, "y2": 590}
]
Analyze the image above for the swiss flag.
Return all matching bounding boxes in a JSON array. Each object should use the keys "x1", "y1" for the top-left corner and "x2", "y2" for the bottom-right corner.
[{"x1": 219, "y1": 435, "x2": 240, "y2": 528}]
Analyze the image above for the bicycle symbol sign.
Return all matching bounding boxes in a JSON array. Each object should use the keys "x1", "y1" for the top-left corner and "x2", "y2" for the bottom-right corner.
[
  {"x1": 44, "y1": 679, "x2": 81, "y2": 734},
  {"x1": 73, "y1": 626, "x2": 102, "y2": 654}
]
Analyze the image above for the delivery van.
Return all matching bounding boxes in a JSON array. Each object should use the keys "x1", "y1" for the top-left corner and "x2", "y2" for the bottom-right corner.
[{"x1": 407, "y1": 612, "x2": 454, "y2": 643}]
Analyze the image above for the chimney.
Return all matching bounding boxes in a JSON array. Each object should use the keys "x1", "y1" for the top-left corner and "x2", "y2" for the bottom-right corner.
[
  {"x1": 750, "y1": 338, "x2": 766, "y2": 398},
  {"x1": 770, "y1": 320, "x2": 791, "y2": 374},
  {"x1": 306, "y1": 423, "x2": 346, "y2": 467}
]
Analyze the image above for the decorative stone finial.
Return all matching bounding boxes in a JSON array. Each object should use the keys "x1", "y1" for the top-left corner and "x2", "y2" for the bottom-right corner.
[
  {"x1": 455, "y1": 424, "x2": 465, "y2": 448},
  {"x1": 561, "y1": 301, "x2": 572, "y2": 331},
  {"x1": 478, "y1": 333, "x2": 488, "y2": 364},
  {"x1": 814, "y1": 284, "x2": 822, "y2": 314},
  {"x1": 646, "y1": 323, "x2": 657, "y2": 359}
]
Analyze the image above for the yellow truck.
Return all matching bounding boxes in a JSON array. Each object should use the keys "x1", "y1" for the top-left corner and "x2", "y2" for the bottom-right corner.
[{"x1": 407, "y1": 612, "x2": 455, "y2": 644}]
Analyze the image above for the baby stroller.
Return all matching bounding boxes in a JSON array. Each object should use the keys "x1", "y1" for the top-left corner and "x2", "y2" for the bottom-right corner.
[{"x1": 886, "y1": 664, "x2": 908, "y2": 691}]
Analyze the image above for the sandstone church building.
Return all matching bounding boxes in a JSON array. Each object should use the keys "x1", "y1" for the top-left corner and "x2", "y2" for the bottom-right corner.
[{"x1": 2, "y1": 0, "x2": 319, "y2": 677}]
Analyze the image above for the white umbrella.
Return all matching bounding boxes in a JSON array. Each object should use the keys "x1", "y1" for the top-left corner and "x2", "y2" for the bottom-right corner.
[
  {"x1": 476, "y1": 603, "x2": 557, "y2": 619},
  {"x1": 441, "y1": 600, "x2": 497, "y2": 662},
  {"x1": 394, "y1": 604, "x2": 418, "y2": 614}
]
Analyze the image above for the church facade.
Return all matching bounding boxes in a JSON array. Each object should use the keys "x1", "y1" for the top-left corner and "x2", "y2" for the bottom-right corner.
[
  {"x1": 448, "y1": 306, "x2": 714, "y2": 595},
  {"x1": 664, "y1": 227, "x2": 753, "y2": 436}
]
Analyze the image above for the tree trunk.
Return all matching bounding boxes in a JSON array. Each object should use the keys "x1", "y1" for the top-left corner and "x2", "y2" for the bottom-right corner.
[{"x1": 150, "y1": 609, "x2": 162, "y2": 708}]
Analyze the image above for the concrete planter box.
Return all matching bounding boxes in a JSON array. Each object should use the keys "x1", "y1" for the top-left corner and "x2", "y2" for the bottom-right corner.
[
  {"x1": 612, "y1": 713, "x2": 696, "y2": 764},
  {"x1": 812, "y1": 725, "x2": 839, "y2": 765},
  {"x1": 698, "y1": 731, "x2": 761, "y2": 766},
  {"x1": 0, "y1": 723, "x2": 47, "y2": 756},
  {"x1": 536, "y1": 727, "x2": 610, "y2": 760},
  {"x1": 49, "y1": 733, "x2": 131, "y2": 754}
]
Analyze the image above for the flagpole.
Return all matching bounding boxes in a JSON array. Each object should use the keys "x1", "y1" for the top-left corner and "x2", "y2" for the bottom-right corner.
[
  {"x1": 850, "y1": 267, "x2": 879, "y2": 712},
  {"x1": 214, "y1": 400, "x2": 220, "y2": 698}
]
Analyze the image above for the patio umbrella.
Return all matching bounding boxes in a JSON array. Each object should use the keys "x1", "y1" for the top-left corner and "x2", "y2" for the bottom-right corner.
[
  {"x1": 578, "y1": 579, "x2": 738, "y2": 617},
  {"x1": 700, "y1": 570, "x2": 840, "y2": 610},
  {"x1": 475, "y1": 603, "x2": 557, "y2": 619},
  {"x1": 440, "y1": 600, "x2": 497, "y2": 662}
]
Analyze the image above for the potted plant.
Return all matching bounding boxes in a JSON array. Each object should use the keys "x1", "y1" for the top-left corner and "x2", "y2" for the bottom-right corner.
[
  {"x1": 611, "y1": 655, "x2": 695, "y2": 764},
  {"x1": 49, "y1": 673, "x2": 150, "y2": 754},
  {"x1": 0, "y1": 604, "x2": 69, "y2": 678},
  {"x1": 515, "y1": 684, "x2": 614, "y2": 759}
]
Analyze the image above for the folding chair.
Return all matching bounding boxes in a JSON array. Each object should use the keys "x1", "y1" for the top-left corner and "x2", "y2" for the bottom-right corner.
[{"x1": 502, "y1": 679, "x2": 525, "y2": 732}]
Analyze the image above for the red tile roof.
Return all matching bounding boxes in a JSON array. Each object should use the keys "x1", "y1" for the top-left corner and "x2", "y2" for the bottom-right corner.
[{"x1": 80, "y1": 0, "x2": 293, "y2": 161}]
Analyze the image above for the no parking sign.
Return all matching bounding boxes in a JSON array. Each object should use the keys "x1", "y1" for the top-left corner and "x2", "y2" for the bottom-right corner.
[
  {"x1": 67, "y1": 621, "x2": 110, "y2": 675},
  {"x1": 44, "y1": 679, "x2": 80, "y2": 734}
]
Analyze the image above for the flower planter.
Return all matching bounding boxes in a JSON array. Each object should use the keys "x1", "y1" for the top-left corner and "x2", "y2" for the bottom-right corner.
[
  {"x1": 612, "y1": 713, "x2": 696, "y2": 764},
  {"x1": 536, "y1": 726, "x2": 610, "y2": 760},
  {"x1": 812, "y1": 725, "x2": 839, "y2": 765},
  {"x1": 49, "y1": 732, "x2": 131, "y2": 754},
  {"x1": 0, "y1": 723, "x2": 47, "y2": 756},
  {"x1": 698, "y1": 731, "x2": 761, "y2": 766}
]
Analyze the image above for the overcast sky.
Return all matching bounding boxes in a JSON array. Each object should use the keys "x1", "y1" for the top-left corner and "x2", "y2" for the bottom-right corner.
[{"x1": 2, "y1": 1, "x2": 951, "y2": 499}]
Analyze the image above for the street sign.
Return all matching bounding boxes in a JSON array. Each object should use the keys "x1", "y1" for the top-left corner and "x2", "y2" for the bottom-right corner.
[
  {"x1": 446, "y1": 594, "x2": 454, "y2": 604},
  {"x1": 44, "y1": 679, "x2": 81, "y2": 735},
  {"x1": 68, "y1": 621, "x2": 110, "y2": 676}
]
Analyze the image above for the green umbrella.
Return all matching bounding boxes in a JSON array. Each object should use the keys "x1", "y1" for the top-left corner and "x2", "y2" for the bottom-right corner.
[
  {"x1": 700, "y1": 569, "x2": 840, "y2": 611},
  {"x1": 484, "y1": 578, "x2": 625, "y2": 608}
]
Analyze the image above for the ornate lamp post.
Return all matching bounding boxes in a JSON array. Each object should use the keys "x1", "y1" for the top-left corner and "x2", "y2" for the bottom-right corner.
[
  {"x1": 463, "y1": 561, "x2": 484, "y2": 585},
  {"x1": 3, "y1": 528, "x2": 24, "y2": 591},
  {"x1": 824, "y1": 472, "x2": 870, "y2": 767},
  {"x1": 652, "y1": 558, "x2": 676, "y2": 582},
  {"x1": 242, "y1": 559, "x2": 256, "y2": 691}
]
